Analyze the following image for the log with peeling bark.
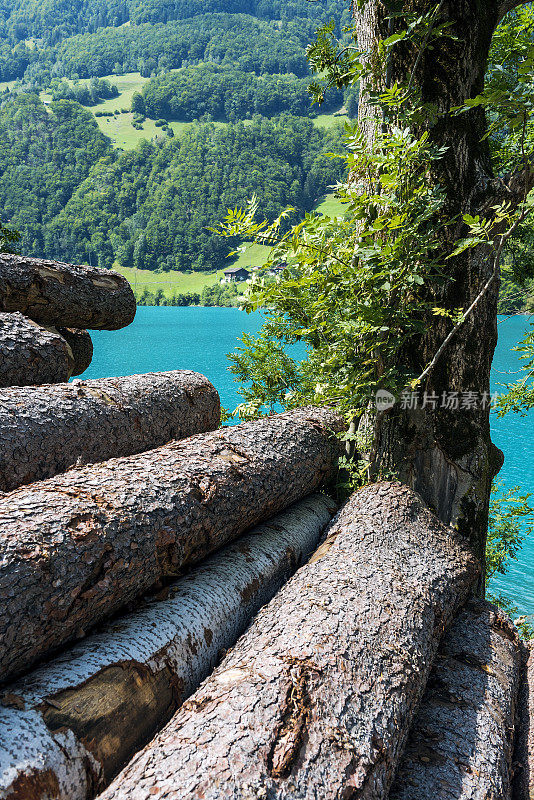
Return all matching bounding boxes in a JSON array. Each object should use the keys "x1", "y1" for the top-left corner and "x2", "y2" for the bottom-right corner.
[
  {"x1": 0, "y1": 407, "x2": 343, "y2": 682},
  {"x1": 0, "y1": 254, "x2": 136, "y2": 330},
  {"x1": 0, "y1": 495, "x2": 335, "y2": 800},
  {"x1": 56, "y1": 327, "x2": 93, "y2": 376},
  {"x1": 99, "y1": 482, "x2": 479, "y2": 800},
  {"x1": 0, "y1": 370, "x2": 220, "y2": 492},
  {"x1": 0, "y1": 311, "x2": 73, "y2": 387},
  {"x1": 389, "y1": 599, "x2": 523, "y2": 800}
]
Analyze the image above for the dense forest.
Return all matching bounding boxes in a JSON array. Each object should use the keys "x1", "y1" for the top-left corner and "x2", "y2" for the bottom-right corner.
[
  {"x1": 0, "y1": 1, "x2": 348, "y2": 81},
  {"x1": 140, "y1": 64, "x2": 342, "y2": 122},
  {"x1": 0, "y1": 0, "x2": 346, "y2": 44},
  {"x1": 0, "y1": 94, "x2": 112, "y2": 254}
]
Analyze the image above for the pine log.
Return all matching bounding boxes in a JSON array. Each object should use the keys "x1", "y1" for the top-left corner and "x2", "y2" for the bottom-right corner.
[
  {"x1": 0, "y1": 312, "x2": 72, "y2": 387},
  {"x1": 389, "y1": 599, "x2": 523, "y2": 800},
  {"x1": 0, "y1": 495, "x2": 335, "y2": 800},
  {"x1": 0, "y1": 254, "x2": 136, "y2": 330},
  {"x1": 99, "y1": 482, "x2": 480, "y2": 800},
  {"x1": 57, "y1": 327, "x2": 93, "y2": 376},
  {"x1": 0, "y1": 370, "x2": 221, "y2": 492},
  {"x1": 0, "y1": 407, "x2": 343, "y2": 682},
  {"x1": 512, "y1": 642, "x2": 534, "y2": 800}
]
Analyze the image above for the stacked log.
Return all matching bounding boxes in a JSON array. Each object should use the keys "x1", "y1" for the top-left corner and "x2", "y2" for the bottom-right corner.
[
  {"x1": 0, "y1": 312, "x2": 73, "y2": 387},
  {"x1": 99, "y1": 482, "x2": 479, "y2": 800},
  {"x1": 0, "y1": 407, "x2": 343, "y2": 681},
  {"x1": 0, "y1": 254, "x2": 136, "y2": 330},
  {"x1": 0, "y1": 371, "x2": 221, "y2": 491},
  {"x1": 0, "y1": 495, "x2": 335, "y2": 800},
  {"x1": 57, "y1": 327, "x2": 93, "y2": 376},
  {"x1": 390, "y1": 599, "x2": 523, "y2": 800},
  {"x1": 512, "y1": 642, "x2": 534, "y2": 799}
]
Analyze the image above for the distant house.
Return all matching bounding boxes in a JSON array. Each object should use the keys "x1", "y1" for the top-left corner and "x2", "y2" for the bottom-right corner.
[
  {"x1": 222, "y1": 266, "x2": 250, "y2": 283},
  {"x1": 268, "y1": 261, "x2": 287, "y2": 277}
]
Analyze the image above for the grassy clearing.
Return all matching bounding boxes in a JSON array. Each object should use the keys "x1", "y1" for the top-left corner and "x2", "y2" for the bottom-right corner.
[
  {"x1": 230, "y1": 242, "x2": 272, "y2": 271},
  {"x1": 314, "y1": 192, "x2": 346, "y2": 218},
  {"x1": 39, "y1": 72, "x2": 194, "y2": 148},
  {"x1": 95, "y1": 113, "x2": 192, "y2": 149},
  {"x1": 92, "y1": 71, "x2": 151, "y2": 112},
  {"x1": 113, "y1": 265, "x2": 226, "y2": 298},
  {"x1": 113, "y1": 243, "x2": 272, "y2": 298},
  {"x1": 313, "y1": 111, "x2": 349, "y2": 129}
]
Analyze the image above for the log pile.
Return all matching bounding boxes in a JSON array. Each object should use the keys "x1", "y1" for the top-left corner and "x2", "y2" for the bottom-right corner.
[
  {"x1": 0, "y1": 495, "x2": 336, "y2": 800},
  {"x1": 0, "y1": 406, "x2": 343, "y2": 681},
  {"x1": 98, "y1": 482, "x2": 480, "y2": 800},
  {"x1": 0, "y1": 254, "x2": 136, "y2": 383},
  {"x1": 0, "y1": 371, "x2": 221, "y2": 491},
  {"x1": 0, "y1": 254, "x2": 529, "y2": 800}
]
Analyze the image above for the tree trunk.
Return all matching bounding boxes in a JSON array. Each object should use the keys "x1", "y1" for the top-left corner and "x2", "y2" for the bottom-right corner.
[
  {"x1": 389, "y1": 599, "x2": 523, "y2": 800},
  {"x1": 355, "y1": 0, "x2": 513, "y2": 565},
  {"x1": 0, "y1": 370, "x2": 220, "y2": 492},
  {"x1": 0, "y1": 495, "x2": 335, "y2": 800},
  {"x1": 0, "y1": 407, "x2": 342, "y2": 683},
  {"x1": 0, "y1": 254, "x2": 136, "y2": 330},
  {"x1": 0, "y1": 312, "x2": 72, "y2": 387},
  {"x1": 99, "y1": 482, "x2": 479, "y2": 800},
  {"x1": 56, "y1": 328, "x2": 93, "y2": 376}
]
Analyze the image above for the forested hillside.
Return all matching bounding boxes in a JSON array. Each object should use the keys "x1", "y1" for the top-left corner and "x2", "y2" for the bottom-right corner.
[
  {"x1": 0, "y1": 0, "x2": 349, "y2": 287},
  {"x1": 0, "y1": 94, "x2": 112, "y2": 254},
  {"x1": 43, "y1": 115, "x2": 344, "y2": 270},
  {"x1": 0, "y1": 0, "x2": 346, "y2": 44}
]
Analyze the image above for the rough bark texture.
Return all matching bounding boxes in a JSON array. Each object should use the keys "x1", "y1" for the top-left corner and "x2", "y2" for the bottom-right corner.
[
  {"x1": 100, "y1": 482, "x2": 479, "y2": 800},
  {"x1": 0, "y1": 407, "x2": 343, "y2": 683},
  {"x1": 0, "y1": 370, "x2": 220, "y2": 492},
  {"x1": 389, "y1": 599, "x2": 523, "y2": 800},
  {"x1": 0, "y1": 312, "x2": 72, "y2": 387},
  {"x1": 512, "y1": 643, "x2": 534, "y2": 800},
  {"x1": 356, "y1": 1, "x2": 507, "y2": 564},
  {"x1": 0, "y1": 254, "x2": 136, "y2": 330},
  {"x1": 0, "y1": 495, "x2": 335, "y2": 800},
  {"x1": 56, "y1": 328, "x2": 93, "y2": 376}
]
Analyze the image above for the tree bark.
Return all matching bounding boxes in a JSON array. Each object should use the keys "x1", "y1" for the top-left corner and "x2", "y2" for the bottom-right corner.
[
  {"x1": 0, "y1": 495, "x2": 335, "y2": 800},
  {"x1": 511, "y1": 643, "x2": 534, "y2": 800},
  {"x1": 99, "y1": 482, "x2": 479, "y2": 800},
  {"x1": 355, "y1": 0, "x2": 508, "y2": 565},
  {"x1": 0, "y1": 312, "x2": 72, "y2": 387},
  {"x1": 0, "y1": 370, "x2": 220, "y2": 492},
  {"x1": 56, "y1": 328, "x2": 93, "y2": 376},
  {"x1": 0, "y1": 254, "x2": 136, "y2": 330},
  {"x1": 0, "y1": 407, "x2": 343, "y2": 683},
  {"x1": 389, "y1": 599, "x2": 523, "y2": 800}
]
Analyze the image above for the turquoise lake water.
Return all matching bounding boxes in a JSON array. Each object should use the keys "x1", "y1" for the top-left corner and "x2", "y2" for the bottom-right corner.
[{"x1": 85, "y1": 307, "x2": 534, "y2": 614}]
